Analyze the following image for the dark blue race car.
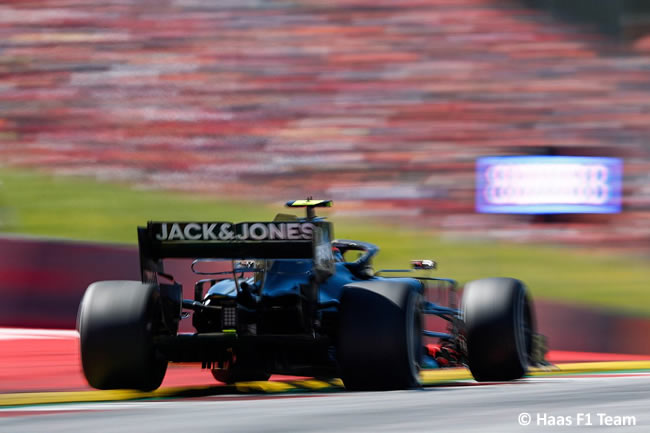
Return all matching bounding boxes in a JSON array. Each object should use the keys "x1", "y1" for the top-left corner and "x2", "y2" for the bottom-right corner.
[{"x1": 78, "y1": 200, "x2": 545, "y2": 391}]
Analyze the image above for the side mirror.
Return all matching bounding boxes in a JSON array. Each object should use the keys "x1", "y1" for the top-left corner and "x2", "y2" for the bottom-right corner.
[{"x1": 411, "y1": 259, "x2": 436, "y2": 270}]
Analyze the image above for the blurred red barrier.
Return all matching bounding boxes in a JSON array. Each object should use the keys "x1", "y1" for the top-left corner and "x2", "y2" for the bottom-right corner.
[
  {"x1": 0, "y1": 236, "x2": 138, "y2": 329},
  {"x1": 1, "y1": 236, "x2": 648, "y2": 353},
  {"x1": 536, "y1": 300, "x2": 650, "y2": 355},
  {"x1": 0, "y1": 236, "x2": 196, "y2": 330}
]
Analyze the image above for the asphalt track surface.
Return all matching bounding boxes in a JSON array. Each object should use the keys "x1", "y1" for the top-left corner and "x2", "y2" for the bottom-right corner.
[{"x1": 1, "y1": 374, "x2": 650, "y2": 433}]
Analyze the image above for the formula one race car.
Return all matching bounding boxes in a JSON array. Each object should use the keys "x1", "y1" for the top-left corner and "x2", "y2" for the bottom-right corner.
[{"x1": 78, "y1": 200, "x2": 545, "y2": 391}]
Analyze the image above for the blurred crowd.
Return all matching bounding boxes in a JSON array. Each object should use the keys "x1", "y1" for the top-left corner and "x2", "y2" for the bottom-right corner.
[{"x1": 0, "y1": 0, "x2": 649, "y2": 252}]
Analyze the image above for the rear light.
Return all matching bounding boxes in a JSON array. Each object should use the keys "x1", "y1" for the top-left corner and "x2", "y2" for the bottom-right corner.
[{"x1": 222, "y1": 306, "x2": 237, "y2": 329}]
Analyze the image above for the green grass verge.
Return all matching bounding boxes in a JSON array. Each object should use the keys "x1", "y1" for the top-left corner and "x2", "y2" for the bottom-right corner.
[{"x1": 1, "y1": 168, "x2": 648, "y2": 315}]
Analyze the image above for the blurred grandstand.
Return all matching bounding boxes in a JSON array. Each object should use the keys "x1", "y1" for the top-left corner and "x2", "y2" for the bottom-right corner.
[{"x1": 0, "y1": 0, "x2": 649, "y2": 253}]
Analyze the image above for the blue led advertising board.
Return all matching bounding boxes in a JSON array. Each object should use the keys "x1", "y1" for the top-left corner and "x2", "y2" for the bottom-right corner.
[{"x1": 476, "y1": 156, "x2": 622, "y2": 214}]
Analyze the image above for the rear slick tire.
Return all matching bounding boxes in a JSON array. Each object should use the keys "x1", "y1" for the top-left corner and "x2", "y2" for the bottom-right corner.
[
  {"x1": 462, "y1": 277, "x2": 534, "y2": 382},
  {"x1": 78, "y1": 281, "x2": 168, "y2": 391},
  {"x1": 338, "y1": 281, "x2": 423, "y2": 391}
]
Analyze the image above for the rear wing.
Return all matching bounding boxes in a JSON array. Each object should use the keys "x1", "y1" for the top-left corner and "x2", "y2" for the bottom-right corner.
[{"x1": 138, "y1": 220, "x2": 334, "y2": 283}]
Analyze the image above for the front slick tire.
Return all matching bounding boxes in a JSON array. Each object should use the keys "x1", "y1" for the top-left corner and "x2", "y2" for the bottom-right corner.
[
  {"x1": 338, "y1": 281, "x2": 423, "y2": 391},
  {"x1": 78, "y1": 281, "x2": 168, "y2": 391},
  {"x1": 462, "y1": 277, "x2": 534, "y2": 382}
]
